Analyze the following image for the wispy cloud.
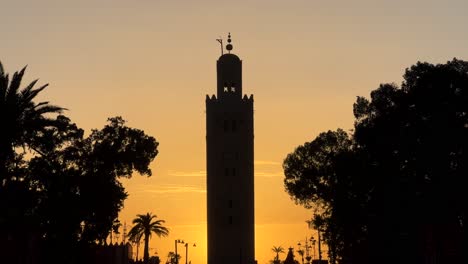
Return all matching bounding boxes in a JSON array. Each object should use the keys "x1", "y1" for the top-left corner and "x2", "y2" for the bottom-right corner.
[
  {"x1": 255, "y1": 171, "x2": 283, "y2": 178},
  {"x1": 168, "y1": 170, "x2": 206, "y2": 177},
  {"x1": 142, "y1": 185, "x2": 206, "y2": 194},
  {"x1": 255, "y1": 160, "x2": 281, "y2": 165},
  {"x1": 166, "y1": 169, "x2": 282, "y2": 178}
]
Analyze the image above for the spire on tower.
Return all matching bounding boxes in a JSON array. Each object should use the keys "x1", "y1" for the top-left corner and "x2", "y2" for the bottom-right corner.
[{"x1": 226, "y1": 32, "x2": 233, "y2": 53}]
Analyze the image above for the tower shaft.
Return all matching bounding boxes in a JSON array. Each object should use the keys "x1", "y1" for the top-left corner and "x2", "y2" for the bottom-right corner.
[{"x1": 206, "y1": 43, "x2": 255, "y2": 264}]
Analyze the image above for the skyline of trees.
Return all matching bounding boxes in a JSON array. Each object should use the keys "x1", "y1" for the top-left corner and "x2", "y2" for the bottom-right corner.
[
  {"x1": 0, "y1": 61, "x2": 161, "y2": 264},
  {"x1": 284, "y1": 59, "x2": 468, "y2": 264},
  {"x1": 3, "y1": 55, "x2": 468, "y2": 264}
]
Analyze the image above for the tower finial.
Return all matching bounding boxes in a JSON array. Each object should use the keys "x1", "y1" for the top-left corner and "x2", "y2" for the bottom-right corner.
[
  {"x1": 216, "y1": 37, "x2": 224, "y2": 55},
  {"x1": 226, "y1": 32, "x2": 233, "y2": 53}
]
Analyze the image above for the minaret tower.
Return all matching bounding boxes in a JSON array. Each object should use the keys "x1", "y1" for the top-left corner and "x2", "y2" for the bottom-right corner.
[{"x1": 206, "y1": 33, "x2": 255, "y2": 264}]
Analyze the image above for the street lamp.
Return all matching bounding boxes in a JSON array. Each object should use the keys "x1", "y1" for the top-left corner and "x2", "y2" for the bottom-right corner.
[
  {"x1": 175, "y1": 239, "x2": 185, "y2": 264},
  {"x1": 309, "y1": 236, "x2": 316, "y2": 262},
  {"x1": 297, "y1": 237, "x2": 313, "y2": 264},
  {"x1": 306, "y1": 218, "x2": 322, "y2": 263},
  {"x1": 184, "y1": 242, "x2": 196, "y2": 264}
]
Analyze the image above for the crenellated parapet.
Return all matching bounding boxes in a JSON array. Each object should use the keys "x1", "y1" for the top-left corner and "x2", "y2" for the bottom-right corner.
[{"x1": 206, "y1": 94, "x2": 254, "y2": 103}]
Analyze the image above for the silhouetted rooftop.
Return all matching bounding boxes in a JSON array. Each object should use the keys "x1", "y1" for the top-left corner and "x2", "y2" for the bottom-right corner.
[{"x1": 218, "y1": 53, "x2": 240, "y2": 62}]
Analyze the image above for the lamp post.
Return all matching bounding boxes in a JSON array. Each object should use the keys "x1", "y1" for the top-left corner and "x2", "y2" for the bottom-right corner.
[
  {"x1": 317, "y1": 229, "x2": 322, "y2": 263},
  {"x1": 184, "y1": 242, "x2": 196, "y2": 264},
  {"x1": 297, "y1": 237, "x2": 313, "y2": 264},
  {"x1": 175, "y1": 239, "x2": 184, "y2": 264},
  {"x1": 306, "y1": 218, "x2": 322, "y2": 263},
  {"x1": 310, "y1": 236, "x2": 316, "y2": 262}
]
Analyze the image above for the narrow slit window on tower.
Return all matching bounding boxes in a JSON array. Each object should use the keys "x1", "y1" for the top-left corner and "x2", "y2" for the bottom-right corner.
[
  {"x1": 232, "y1": 168, "x2": 236, "y2": 176},
  {"x1": 223, "y1": 152, "x2": 233, "y2": 160},
  {"x1": 229, "y1": 200, "x2": 233, "y2": 208},
  {"x1": 229, "y1": 216, "x2": 233, "y2": 225},
  {"x1": 225, "y1": 168, "x2": 230, "y2": 176},
  {"x1": 224, "y1": 120, "x2": 229, "y2": 132},
  {"x1": 232, "y1": 120, "x2": 237, "y2": 131}
]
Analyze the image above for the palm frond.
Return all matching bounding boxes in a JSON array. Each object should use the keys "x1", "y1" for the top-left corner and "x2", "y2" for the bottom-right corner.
[
  {"x1": 6, "y1": 66, "x2": 27, "y2": 102},
  {"x1": 19, "y1": 79, "x2": 39, "y2": 99},
  {"x1": 33, "y1": 104, "x2": 65, "y2": 115},
  {"x1": 21, "y1": 83, "x2": 48, "y2": 103}
]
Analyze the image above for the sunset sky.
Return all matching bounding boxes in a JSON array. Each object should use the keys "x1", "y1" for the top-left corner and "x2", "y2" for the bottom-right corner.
[{"x1": 3, "y1": 1, "x2": 468, "y2": 264}]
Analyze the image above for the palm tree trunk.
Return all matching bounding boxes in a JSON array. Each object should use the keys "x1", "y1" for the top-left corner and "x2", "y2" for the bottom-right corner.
[
  {"x1": 144, "y1": 232, "x2": 150, "y2": 263},
  {"x1": 136, "y1": 242, "x2": 140, "y2": 261}
]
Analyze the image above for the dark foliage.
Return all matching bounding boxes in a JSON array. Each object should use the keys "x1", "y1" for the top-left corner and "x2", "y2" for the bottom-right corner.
[
  {"x1": 0, "y1": 62, "x2": 159, "y2": 264},
  {"x1": 284, "y1": 59, "x2": 468, "y2": 264}
]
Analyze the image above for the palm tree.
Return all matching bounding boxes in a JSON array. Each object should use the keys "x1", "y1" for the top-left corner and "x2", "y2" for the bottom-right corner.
[
  {"x1": 272, "y1": 246, "x2": 285, "y2": 264},
  {"x1": 128, "y1": 213, "x2": 169, "y2": 264},
  {"x1": 166, "y1": 252, "x2": 181, "y2": 264},
  {"x1": 0, "y1": 61, "x2": 65, "y2": 179}
]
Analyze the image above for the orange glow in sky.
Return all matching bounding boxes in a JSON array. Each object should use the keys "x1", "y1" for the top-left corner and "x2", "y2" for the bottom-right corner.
[{"x1": 3, "y1": 1, "x2": 468, "y2": 264}]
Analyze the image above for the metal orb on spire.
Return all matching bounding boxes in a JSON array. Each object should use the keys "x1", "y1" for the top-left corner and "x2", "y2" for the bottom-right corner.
[{"x1": 226, "y1": 32, "x2": 233, "y2": 53}]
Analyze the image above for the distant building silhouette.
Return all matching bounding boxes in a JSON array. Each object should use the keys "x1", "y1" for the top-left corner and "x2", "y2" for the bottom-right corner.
[
  {"x1": 88, "y1": 242, "x2": 133, "y2": 264},
  {"x1": 206, "y1": 33, "x2": 255, "y2": 264},
  {"x1": 283, "y1": 247, "x2": 298, "y2": 264}
]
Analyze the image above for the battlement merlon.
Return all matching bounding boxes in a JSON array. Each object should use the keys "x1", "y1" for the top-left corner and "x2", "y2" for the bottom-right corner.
[{"x1": 206, "y1": 94, "x2": 254, "y2": 103}]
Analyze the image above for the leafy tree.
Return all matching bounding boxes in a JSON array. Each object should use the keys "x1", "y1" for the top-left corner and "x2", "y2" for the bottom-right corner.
[
  {"x1": 128, "y1": 213, "x2": 169, "y2": 264},
  {"x1": 283, "y1": 129, "x2": 368, "y2": 264},
  {"x1": 0, "y1": 61, "x2": 160, "y2": 263},
  {"x1": 353, "y1": 59, "x2": 468, "y2": 263},
  {"x1": 22, "y1": 116, "x2": 158, "y2": 262},
  {"x1": 284, "y1": 59, "x2": 468, "y2": 264}
]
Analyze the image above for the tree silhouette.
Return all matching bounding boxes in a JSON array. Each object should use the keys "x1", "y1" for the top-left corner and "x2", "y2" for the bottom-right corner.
[
  {"x1": 284, "y1": 59, "x2": 468, "y2": 264},
  {"x1": 283, "y1": 129, "x2": 365, "y2": 263},
  {"x1": 0, "y1": 61, "x2": 66, "y2": 263},
  {"x1": 0, "y1": 61, "x2": 161, "y2": 263},
  {"x1": 128, "y1": 213, "x2": 169, "y2": 264},
  {"x1": 0, "y1": 62, "x2": 64, "y2": 165},
  {"x1": 352, "y1": 59, "x2": 468, "y2": 263},
  {"x1": 272, "y1": 246, "x2": 285, "y2": 264},
  {"x1": 166, "y1": 251, "x2": 181, "y2": 264}
]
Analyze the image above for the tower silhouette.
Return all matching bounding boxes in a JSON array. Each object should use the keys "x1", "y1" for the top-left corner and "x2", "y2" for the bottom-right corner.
[{"x1": 206, "y1": 33, "x2": 255, "y2": 264}]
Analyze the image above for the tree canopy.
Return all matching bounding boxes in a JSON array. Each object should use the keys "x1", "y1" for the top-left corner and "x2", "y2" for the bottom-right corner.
[
  {"x1": 128, "y1": 213, "x2": 169, "y2": 264},
  {"x1": 0, "y1": 61, "x2": 160, "y2": 263},
  {"x1": 283, "y1": 59, "x2": 468, "y2": 264}
]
